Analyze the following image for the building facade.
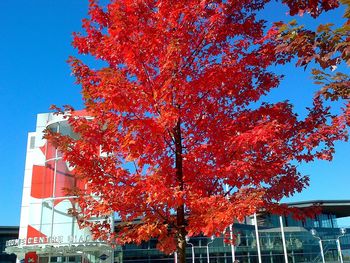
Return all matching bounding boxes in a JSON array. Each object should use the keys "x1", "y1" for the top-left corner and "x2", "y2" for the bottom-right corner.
[
  {"x1": 119, "y1": 204, "x2": 350, "y2": 263},
  {"x1": 4, "y1": 113, "x2": 350, "y2": 263},
  {"x1": 5, "y1": 113, "x2": 114, "y2": 263}
]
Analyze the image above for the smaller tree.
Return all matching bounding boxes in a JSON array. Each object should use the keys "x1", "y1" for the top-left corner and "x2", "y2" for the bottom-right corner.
[{"x1": 47, "y1": 0, "x2": 348, "y2": 262}]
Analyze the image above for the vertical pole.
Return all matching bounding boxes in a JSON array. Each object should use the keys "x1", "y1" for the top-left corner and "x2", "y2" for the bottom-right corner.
[
  {"x1": 247, "y1": 233, "x2": 251, "y2": 263},
  {"x1": 175, "y1": 252, "x2": 178, "y2": 263},
  {"x1": 199, "y1": 239, "x2": 202, "y2": 263},
  {"x1": 254, "y1": 213, "x2": 262, "y2": 263},
  {"x1": 229, "y1": 224, "x2": 236, "y2": 263},
  {"x1": 337, "y1": 239, "x2": 343, "y2": 263},
  {"x1": 186, "y1": 237, "x2": 195, "y2": 263},
  {"x1": 192, "y1": 245, "x2": 195, "y2": 263},
  {"x1": 224, "y1": 184, "x2": 236, "y2": 263},
  {"x1": 279, "y1": 216, "x2": 289, "y2": 263},
  {"x1": 319, "y1": 240, "x2": 325, "y2": 263},
  {"x1": 112, "y1": 216, "x2": 115, "y2": 263},
  {"x1": 147, "y1": 240, "x2": 150, "y2": 263},
  {"x1": 206, "y1": 246, "x2": 210, "y2": 263}
]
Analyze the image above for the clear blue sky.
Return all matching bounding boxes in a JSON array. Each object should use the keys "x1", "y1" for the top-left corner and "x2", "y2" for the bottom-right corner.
[{"x1": 0, "y1": 1, "x2": 348, "y2": 227}]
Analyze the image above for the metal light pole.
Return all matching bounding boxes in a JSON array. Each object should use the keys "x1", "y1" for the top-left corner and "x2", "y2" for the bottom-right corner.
[
  {"x1": 279, "y1": 216, "x2": 289, "y2": 263},
  {"x1": 206, "y1": 236, "x2": 215, "y2": 263},
  {"x1": 224, "y1": 184, "x2": 236, "y2": 263},
  {"x1": 336, "y1": 228, "x2": 347, "y2": 263},
  {"x1": 229, "y1": 224, "x2": 236, "y2": 263},
  {"x1": 310, "y1": 229, "x2": 325, "y2": 263},
  {"x1": 254, "y1": 213, "x2": 262, "y2": 263},
  {"x1": 186, "y1": 236, "x2": 195, "y2": 263}
]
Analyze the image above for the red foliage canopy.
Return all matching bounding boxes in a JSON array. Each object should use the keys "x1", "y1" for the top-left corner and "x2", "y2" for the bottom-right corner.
[{"x1": 47, "y1": 0, "x2": 348, "y2": 258}]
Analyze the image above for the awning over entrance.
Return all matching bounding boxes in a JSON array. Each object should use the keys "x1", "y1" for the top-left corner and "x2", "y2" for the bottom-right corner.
[{"x1": 5, "y1": 242, "x2": 113, "y2": 260}]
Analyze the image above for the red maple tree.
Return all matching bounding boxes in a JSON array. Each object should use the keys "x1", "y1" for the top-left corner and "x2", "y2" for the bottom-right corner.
[{"x1": 47, "y1": 0, "x2": 348, "y2": 262}]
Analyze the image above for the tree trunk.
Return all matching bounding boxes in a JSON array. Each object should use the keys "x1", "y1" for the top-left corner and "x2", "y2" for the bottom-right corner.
[
  {"x1": 174, "y1": 119, "x2": 187, "y2": 263},
  {"x1": 177, "y1": 228, "x2": 187, "y2": 263}
]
